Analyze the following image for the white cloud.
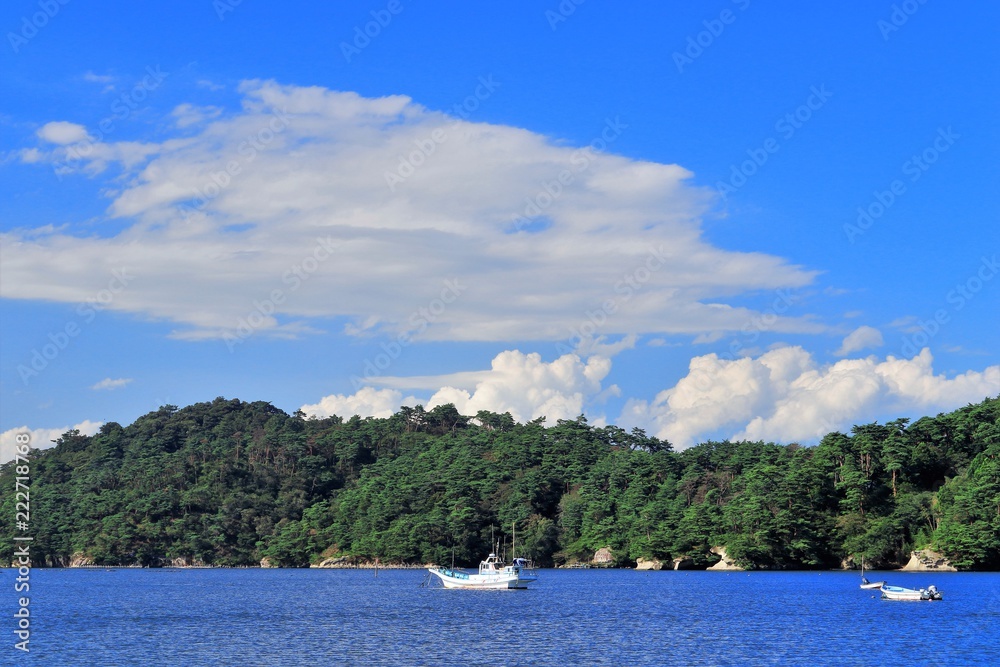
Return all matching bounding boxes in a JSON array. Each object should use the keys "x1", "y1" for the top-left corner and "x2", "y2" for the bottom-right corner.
[
  {"x1": 196, "y1": 79, "x2": 225, "y2": 91},
  {"x1": 82, "y1": 71, "x2": 116, "y2": 92},
  {"x1": 888, "y1": 316, "x2": 918, "y2": 330},
  {"x1": 36, "y1": 121, "x2": 90, "y2": 145},
  {"x1": 369, "y1": 370, "x2": 492, "y2": 392},
  {"x1": 91, "y1": 377, "x2": 133, "y2": 391},
  {"x1": 19, "y1": 148, "x2": 43, "y2": 163},
  {"x1": 309, "y1": 345, "x2": 998, "y2": 445},
  {"x1": 426, "y1": 350, "x2": 611, "y2": 422},
  {"x1": 304, "y1": 349, "x2": 612, "y2": 424},
  {"x1": 1, "y1": 420, "x2": 102, "y2": 464},
  {"x1": 624, "y1": 347, "x2": 999, "y2": 449},
  {"x1": 692, "y1": 331, "x2": 725, "y2": 344},
  {"x1": 172, "y1": 103, "x2": 223, "y2": 128},
  {"x1": 3, "y1": 81, "x2": 823, "y2": 344},
  {"x1": 571, "y1": 334, "x2": 638, "y2": 358},
  {"x1": 83, "y1": 71, "x2": 115, "y2": 84},
  {"x1": 835, "y1": 325, "x2": 884, "y2": 356},
  {"x1": 300, "y1": 386, "x2": 420, "y2": 419}
]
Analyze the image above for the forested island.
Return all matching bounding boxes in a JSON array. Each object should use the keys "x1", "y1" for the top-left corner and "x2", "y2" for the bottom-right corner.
[{"x1": 2, "y1": 396, "x2": 997, "y2": 571}]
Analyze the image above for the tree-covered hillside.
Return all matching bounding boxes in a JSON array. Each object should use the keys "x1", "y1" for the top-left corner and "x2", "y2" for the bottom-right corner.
[{"x1": 2, "y1": 396, "x2": 998, "y2": 570}]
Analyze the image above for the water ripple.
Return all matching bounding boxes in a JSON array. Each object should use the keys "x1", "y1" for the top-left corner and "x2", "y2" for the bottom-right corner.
[{"x1": 5, "y1": 568, "x2": 996, "y2": 666}]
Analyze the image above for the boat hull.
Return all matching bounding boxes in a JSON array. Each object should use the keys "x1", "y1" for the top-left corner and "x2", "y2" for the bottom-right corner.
[{"x1": 880, "y1": 585, "x2": 943, "y2": 601}]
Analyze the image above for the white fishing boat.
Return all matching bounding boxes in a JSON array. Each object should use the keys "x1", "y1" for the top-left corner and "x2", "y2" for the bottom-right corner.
[
  {"x1": 428, "y1": 553, "x2": 537, "y2": 589},
  {"x1": 428, "y1": 523, "x2": 538, "y2": 590},
  {"x1": 880, "y1": 584, "x2": 943, "y2": 601}
]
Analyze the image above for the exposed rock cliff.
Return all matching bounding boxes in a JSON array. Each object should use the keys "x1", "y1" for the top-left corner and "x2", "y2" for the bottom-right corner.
[
  {"x1": 706, "y1": 546, "x2": 743, "y2": 571},
  {"x1": 592, "y1": 546, "x2": 614, "y2": 566},
  {"x1": 635, "y1": 557, "x2": 664, "y2": 571},
  {"x1": 672, "y1": 556, "x2": 695, "y2": 570},
  {"x1": 900, "y1": 549, "x2": 957, "y2": 571},
  {"x1": 69, "y1": 552, "x2": 95, "y2": 567}
]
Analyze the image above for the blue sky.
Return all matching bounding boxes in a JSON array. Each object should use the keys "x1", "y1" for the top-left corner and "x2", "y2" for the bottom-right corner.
[{"x1": 1, "y1": 0, "x2": 998, "y2": 458}]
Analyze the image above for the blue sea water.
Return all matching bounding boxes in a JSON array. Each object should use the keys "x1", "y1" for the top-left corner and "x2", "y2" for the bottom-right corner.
[{"x1": 2, "y1": 568, "x2": 997, "y2": 666}]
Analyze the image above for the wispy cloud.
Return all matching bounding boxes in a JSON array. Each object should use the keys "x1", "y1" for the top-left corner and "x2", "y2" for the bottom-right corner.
[
  {"x1": 196, "y1": 79, "x2": 225, "y2": 91},
  {"x1": 172, "y1": 103, "x2": 223, "y2": 128},
  {"x1": 82, "y1": 71, "x2": 116, "y2": 92},
  {"x1": 4, "y1": 81, "x2": 822, "y2": 345},
  {"x1": 91, "y1": 377, "x2": 133, "y2": 391},
  {"x1": 83, "y1": 71, "x2": 115, "y2": 84}
]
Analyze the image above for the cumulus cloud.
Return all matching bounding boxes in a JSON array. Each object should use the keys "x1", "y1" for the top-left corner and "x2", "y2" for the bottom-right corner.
[
  {"x1": 623, "y1": 347, "x2": 999, "y2": 449},
  {"x1": 425, "y1": 351, "x2": 612, "y2": 422},
  {"x1": 36, "y1": 121, "x2": 90, "y2": 145},
  {"x1": 3, "y1": 81, "x2": 822, "y2": 344},
  {"x1": 0, "y1": 420, "x2": 102, "y2": 464},
  {"x1": 91, "y1": 377, "x2": 133, "y2": 391},
  {"x1": 303, "y1": 350, "x2": 613, "y2": 423},
  {"x1": 300, "y1": 386, "x2": 420, "y2": 419},
  {"x1": 835, "y1": 325, "x2": 883, "y2": 356}
]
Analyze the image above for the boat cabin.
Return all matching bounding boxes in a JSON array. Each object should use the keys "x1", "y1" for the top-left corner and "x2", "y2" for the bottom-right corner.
[{"x1": 479, "y1": 553, "x2": 503, "y2": 575}]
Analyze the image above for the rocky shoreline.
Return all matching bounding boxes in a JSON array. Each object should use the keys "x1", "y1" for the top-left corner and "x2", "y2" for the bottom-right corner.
[
  {"x1": 309, "y1": 558, "x2": 430, "y2": 569},
  {"x1": 12, "y1": 547, "x2": 961, "y2": 571},
  {"x1": 12, "y1": 552, "x2": 432, "y2": 569}
]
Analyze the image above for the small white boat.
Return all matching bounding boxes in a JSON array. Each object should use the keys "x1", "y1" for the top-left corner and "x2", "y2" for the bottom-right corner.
[
  {"x1": 880, "y1": 584, "x2": 943, "y2": 601},
  {"x1": 428, "y1": 553, "x2": 537, "y2": 590},
  {"x1": 859, "y1": 557, "x2": 885, "y2": 589}
]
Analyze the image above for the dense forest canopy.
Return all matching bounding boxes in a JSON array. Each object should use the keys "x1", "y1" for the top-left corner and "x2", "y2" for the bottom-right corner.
[{"x1": 2, "y1": 396, "x2": 998, "y2": 570}]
